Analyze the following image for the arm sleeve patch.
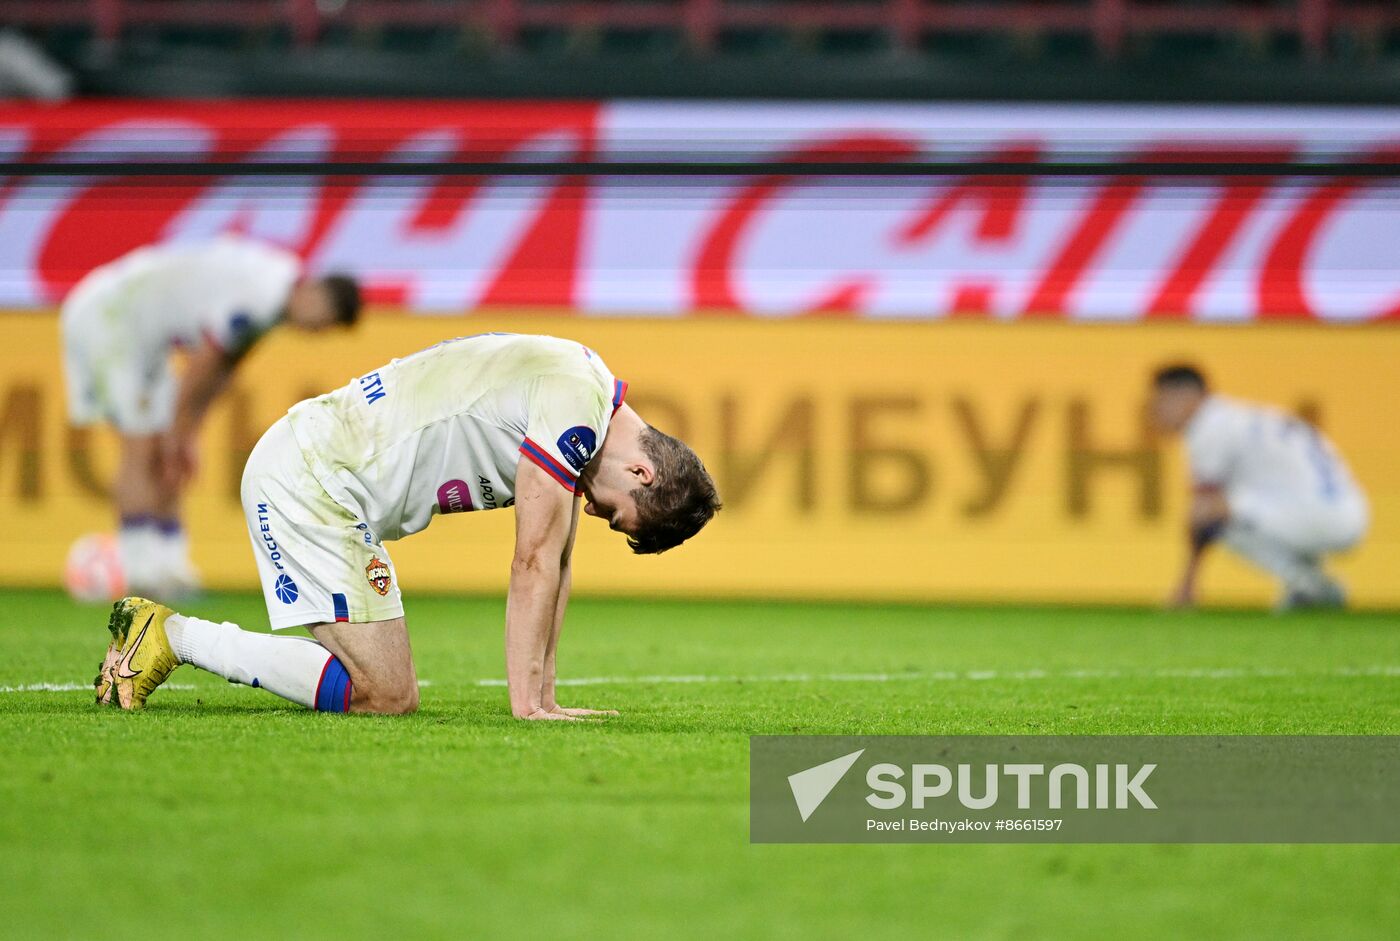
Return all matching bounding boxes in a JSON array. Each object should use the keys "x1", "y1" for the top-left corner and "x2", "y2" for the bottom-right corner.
[{"x1": 520, "y1": 374, "x2": 610, "y2": 491}]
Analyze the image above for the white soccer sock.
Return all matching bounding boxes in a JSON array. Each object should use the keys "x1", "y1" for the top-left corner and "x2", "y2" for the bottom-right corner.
[
  {"x1": 165, "y1": 614, "x2": 345, "y2": 710},
  {"x1": 117, "y1": 519, "x2": 163, "y2": 595},
  {"x1": 153, "y1": 524, "x2": 197, "y2": 579}
]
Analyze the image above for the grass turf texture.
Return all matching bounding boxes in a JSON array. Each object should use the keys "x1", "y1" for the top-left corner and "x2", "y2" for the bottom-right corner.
[{"x1": 2, "y1": 589, "x2": 1398, "y2": 939}]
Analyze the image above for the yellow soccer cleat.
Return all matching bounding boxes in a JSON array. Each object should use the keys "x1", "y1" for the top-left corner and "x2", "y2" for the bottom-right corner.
[{"x1": 95, "y1": 597, "x2": 180, "y2": 710}]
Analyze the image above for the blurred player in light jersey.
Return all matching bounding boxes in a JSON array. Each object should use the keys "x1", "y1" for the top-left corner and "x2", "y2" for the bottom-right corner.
[
  {"x1": 61, "y1": 235, "x2": 362, "y2": 597},
  {"x1": 1150, "y1": 364, "x2": 1367, "y2": 610},
  {"x1": 94, "y1": 333, "x2": 721, "y2": 719}
]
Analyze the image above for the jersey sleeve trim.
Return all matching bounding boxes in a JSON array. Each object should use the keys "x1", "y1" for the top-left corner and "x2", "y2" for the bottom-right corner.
[
  {"x1": 612, "y1": 379, "x2": 628, "y2": 416},
  {"x1": 520, "y1": 437, "x2": 577, "y2": 492}
]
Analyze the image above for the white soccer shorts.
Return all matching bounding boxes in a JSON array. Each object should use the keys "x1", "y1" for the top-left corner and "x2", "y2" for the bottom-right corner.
[
  {"x1": 60, "y1": 279, "x2": 176, "y2": 435},
  {"x1": 241, "y1": 416, "x2": 405, "y2": 630},
  {"x1": 1229, "y1": 487, "x2": 1369, "y2": 557}
]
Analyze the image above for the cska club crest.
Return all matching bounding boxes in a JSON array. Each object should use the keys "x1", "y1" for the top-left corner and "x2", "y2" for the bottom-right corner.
[{"x1": 365, "y1": 556, "x2": 392, "y2": 596}]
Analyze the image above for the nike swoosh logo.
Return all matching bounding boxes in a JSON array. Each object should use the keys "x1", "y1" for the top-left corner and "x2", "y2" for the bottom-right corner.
[{"x1": 115, "y1": 613, "x2": 154, "y2": 680}]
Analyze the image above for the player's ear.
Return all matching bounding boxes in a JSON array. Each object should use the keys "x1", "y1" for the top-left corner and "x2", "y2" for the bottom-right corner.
[{"x1": 626, "y1": 461, "x2": 655, "y2": 487}]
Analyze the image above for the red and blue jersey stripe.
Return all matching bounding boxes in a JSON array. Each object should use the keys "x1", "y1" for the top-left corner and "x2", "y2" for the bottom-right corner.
[{"x1": 520, "y1": 437, "x2": 577, "y2": 492}]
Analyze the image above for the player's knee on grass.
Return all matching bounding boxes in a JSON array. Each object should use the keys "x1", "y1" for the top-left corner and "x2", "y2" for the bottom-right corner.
[
  {"x1": 309, "y1": 619, "x2": 417, "y2": 715},
  {"x1": 331, "y1": 652, "x2": 417, "y2": 715},
  {"x1": 353, "y1": 676, "x2": 419, "y2": 715}
]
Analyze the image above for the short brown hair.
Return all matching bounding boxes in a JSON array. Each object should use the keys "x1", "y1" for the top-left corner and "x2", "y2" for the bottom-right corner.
[
  {"x1": 321, "y1": 274, "x2": 362, "y2": 326},
  {"x1": 1152, "y1": 363, "x2": 1207, "y2": 392},
  {"x1": 629, "y1": 427, "x2": 721, "y2": 555}
]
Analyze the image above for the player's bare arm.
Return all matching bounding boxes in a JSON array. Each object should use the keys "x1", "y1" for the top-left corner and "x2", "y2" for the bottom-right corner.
[
  {"x1": 1170, "y1": 482, "x2": 1228, "y2": 609},
  {"x1": 539, "y1": 494, "x2": 579, "y2": 713},
  {"x1": 1188, "y1": 485, "x2": 1229, "y2": 532},
  {"x1": 541, "y1": 496, "x2": 619, "y2": 717},
  {"x1": 165, "y1": 278, "x2": 357, "y2": 490},
  {"x1": 1152, "y1": 364, "x2": 1222, "y2": 610},
  {"x1": 506, "y1": 456, "x2": 589, "y2": 720},
  {"x1": 163, "y1": 339, "x2": 238, "y2": 489}
]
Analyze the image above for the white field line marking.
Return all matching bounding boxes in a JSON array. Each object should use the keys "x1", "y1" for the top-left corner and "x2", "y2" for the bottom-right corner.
[
  {"x1": 0, "y1": 682, "x2": 199, "y2": 694},
  {"x1": 4, "y1": 666, "x2": 1398, "y2": 694},
  {"x1": 0, "y1": 680, "x2": 438, "y2": 694},
  {"x1": 470, "y1": 665, "x2": 1400, "y2": 688}
]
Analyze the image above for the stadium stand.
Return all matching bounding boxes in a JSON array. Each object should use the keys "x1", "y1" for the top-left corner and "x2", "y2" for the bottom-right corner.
[
  {"x1": 0, "y1": 0, "x2": 1396, "y2": 58},
  {"x1": 2, "y1": 1, "x2": 1397, "y2": 100}
]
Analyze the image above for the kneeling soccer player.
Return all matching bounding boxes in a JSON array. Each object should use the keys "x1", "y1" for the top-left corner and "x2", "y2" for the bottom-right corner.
[
  {"x1": 1149, "y1": 363, "x2": 1367, "y2": 610},
  {"x1": 94, "y1": 333, "x2": 721, "y2": 719}
]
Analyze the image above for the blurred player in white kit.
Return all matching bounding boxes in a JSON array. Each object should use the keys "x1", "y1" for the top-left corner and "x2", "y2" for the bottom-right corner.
[
  {"x1": 61, "y1": 235, "x2": 361, "y2": 598},
  {"x1": 1150, "y1": 364, "x2": 1368, "y2": 610}
]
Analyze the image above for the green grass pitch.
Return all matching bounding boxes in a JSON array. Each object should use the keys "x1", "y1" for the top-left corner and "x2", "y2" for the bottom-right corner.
[{"x1": 3, "y1": 589, "x2": 1398, "y2": 939}]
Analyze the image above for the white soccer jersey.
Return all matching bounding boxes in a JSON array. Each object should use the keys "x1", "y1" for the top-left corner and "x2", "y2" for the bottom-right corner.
[
  {"x1": 286, "y1": 333, "x2": 627, "y2": 541},
  {"x1": 64, "y1": 235, "x2": 301, "y2": 356},
  {"x1": 61, "y1": 235, "x2": 302, "y2": 432},
  {"x1": 1185, "y1": 395, "x2": 1364, "y2": 520}
]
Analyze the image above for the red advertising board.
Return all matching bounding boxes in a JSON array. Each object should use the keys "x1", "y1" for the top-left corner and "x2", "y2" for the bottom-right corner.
[{"x1": 1, "y1": 100, "x2": 1396, "y2": 320}]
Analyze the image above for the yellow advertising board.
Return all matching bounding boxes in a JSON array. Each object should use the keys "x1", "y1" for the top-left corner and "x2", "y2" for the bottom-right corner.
[{"x1": 4, "y1": 311, "x2": 1397, "y2": 608}]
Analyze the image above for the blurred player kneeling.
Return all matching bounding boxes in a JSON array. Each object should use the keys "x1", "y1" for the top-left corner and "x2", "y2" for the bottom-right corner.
[{"x1": 1150, "y1": 364, "x2": 1368, "y2": 610}]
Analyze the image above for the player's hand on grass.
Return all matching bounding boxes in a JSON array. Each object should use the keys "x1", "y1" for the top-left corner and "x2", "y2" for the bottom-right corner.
[
  {"x1": 518, "y1": 707, "x2": 583, "y2": 721},
  {"x1": 550, "y1": 706, "x2": 620, "y2": 717}
]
